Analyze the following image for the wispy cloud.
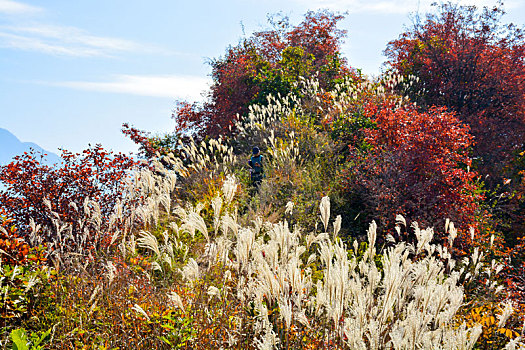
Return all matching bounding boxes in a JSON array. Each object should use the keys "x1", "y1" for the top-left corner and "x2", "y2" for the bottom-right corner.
[
  {"x1": 0, "y1": 2, "x2": 168, "y2": 57},
  {"x1": 0, "y1": 0, "x2": 42, "y2": 15},
  {"x1": 0, "y1": 24, "x2": 147, "y2": 57},
  {"x1": 46, "y1": 75, "x2": 211, "y2": 100},
  {"x1": 291, "y1": 0, "x2": 522, "y2": 14}
]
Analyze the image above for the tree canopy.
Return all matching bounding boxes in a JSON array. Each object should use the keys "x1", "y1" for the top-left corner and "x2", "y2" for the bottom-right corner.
[
  {"x1": 385, "y1": 2, "x2": 525, "y2": 183},
  {"x1": 174, "y1": 10, "x2": 354, "y2": 140}
]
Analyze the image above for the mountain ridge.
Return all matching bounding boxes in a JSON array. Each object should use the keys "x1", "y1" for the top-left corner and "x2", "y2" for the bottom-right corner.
[{"x1": 0, "y1": 128, "x2": 61, "y2": 166}]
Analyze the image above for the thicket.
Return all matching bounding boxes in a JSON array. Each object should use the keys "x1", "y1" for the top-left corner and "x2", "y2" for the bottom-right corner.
[{"x1": 1, "y1": 3, "x2": 525, "y2": 349}]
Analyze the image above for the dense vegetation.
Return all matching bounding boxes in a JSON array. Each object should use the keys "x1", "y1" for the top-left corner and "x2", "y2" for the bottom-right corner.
[{"x1": 1, "y1": 3, "x2": 525, "y2": 349}]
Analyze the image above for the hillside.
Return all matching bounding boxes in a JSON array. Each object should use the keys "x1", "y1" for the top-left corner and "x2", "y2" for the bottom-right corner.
[{"x1": 1, "y1": 5, "x2": 524, "y2": 349}]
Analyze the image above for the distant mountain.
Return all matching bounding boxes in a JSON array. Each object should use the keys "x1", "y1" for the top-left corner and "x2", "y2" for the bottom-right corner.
[{"x1": 0, "y1": 128, "x2": 61, "y2": 166}]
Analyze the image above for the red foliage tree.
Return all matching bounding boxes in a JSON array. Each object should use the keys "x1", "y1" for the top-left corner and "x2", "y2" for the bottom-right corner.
[
  {"x1": 201, "y1": 44, "x2": 261, "y2": 138},
  {"x1": 172, "y1": 10, "x2": 351, "y2": 141},
  {"x1": 344, "y1": 103, "x2": 481, "y2": 240},
  {"x1": 0, "y1": 146, "x2": 138, "y2": 244},
  {"x1": 286, "y1": 11, "x2": 347, "y2": 71},
  {"x1": 385, "y1": 3, "x2": 525, "y2": 183}
]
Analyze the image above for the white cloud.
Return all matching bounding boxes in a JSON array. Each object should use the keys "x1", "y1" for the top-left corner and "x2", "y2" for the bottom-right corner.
[
  {"x1": 291, "y1": 0, "x2": 522, "y2": 14},
  {"x1": 0, "y1": 31, "x2": 109, "y2": 56},
  {"x1": 0, "y1": 24, "x2": 148, "y2": 57},
  {"x1": 9, "y1": 24, "x2": 142, "y2": 50},
  {"x1": 47, "y1": 75, "x2": 211, "y2": 101},
  {"x1": 0, "y1": 3, "x2": 170, "y2": 57},
  {"x1": 0, "y1": 0, "x2": 41, "y2": 15}
]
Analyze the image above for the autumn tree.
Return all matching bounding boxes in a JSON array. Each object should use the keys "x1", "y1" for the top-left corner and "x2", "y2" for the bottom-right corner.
[
  {"x1": 173, "y1": 10, "x2": 352, "y2": 141},
  {"x1": 343, "y1": 103, "x2": 481, "y2": 243},
  {"x1": 385, "y1": 2, "x2": 525, "y2": 184},
  {"x1": 0, "y1": 146, "x2": 138, "y2": 244}
]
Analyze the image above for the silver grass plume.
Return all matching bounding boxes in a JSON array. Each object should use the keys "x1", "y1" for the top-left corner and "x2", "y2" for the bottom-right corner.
[
  {"x1": 395, "y1": 214, "x2": 406, "y2": 227},
  {"x1": 285, "y1": 201, "x2": 294, "y2": 215},
  {"x1": 222, "y1": 174, "x2": 238, "y2": 205},
  {"x1": 211, "y1": 195, "x2": 223, "y2": 234},
  {"x1": 413, "y1": 222, "x2": 434, "y2": 255},
  {"x1": 505, "y1": 337, "x2": 525, "y2": 350},
  {"x1": 447, "y1": 220, "x2": 457, "y2": 248},
  {"x1": 137, "y1": 230, "x2": 160, "y2": 257},
  {"x1": 333, "y1": 215, "x2": 342, "y2": 239},
  {"x1": 131, "y1": 304, "x2": 150, "y2": 321},
  {"x1": 167, "y1": 291, "x2": 185, "y2": 312},
  {"x1": 180, "y1": 258, "x2": 199, "y2": 283},
  {"x1": 174, "y1": 203, "x2": 208, "y2": 240},
  {"x1": 319, "y1": 196, "x2": 330, "y2": 232},
  {"x1": 207, "y1": 286, "x2": 221, "y2": 299},
  {"x1": 498, "y1": 301, "x2": 515, "y2": 328},
  {"x1": 104, "y1": 260, "x2": 117, "y2": 285},
  {"x1": 367, "y1": 221, "x2": 377, "y2": 258}
]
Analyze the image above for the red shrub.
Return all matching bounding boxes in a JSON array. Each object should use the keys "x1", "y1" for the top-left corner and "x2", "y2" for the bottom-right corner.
[
  {"x1": 344, "y1": 103, "x2": 481, "y2": 241},
  {"x1": 0, "y1": 146, "x2": 138, "y2": 244}
]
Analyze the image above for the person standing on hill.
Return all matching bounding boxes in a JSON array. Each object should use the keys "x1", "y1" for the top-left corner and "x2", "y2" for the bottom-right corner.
[{"x1": 248, "y1": 146, "x2": 264, "y2": 189}]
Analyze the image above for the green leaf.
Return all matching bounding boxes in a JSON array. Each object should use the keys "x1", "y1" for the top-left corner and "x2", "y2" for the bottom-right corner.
[
  {"x1": 31, "y1": 328, "x2": 52, "y2": 347},
  {"x1": 10, "y1": 328, "x2": 29, "y2": 350},
  {"x1": 158, "y1": 336, "x2": 173, "y2": 346}
]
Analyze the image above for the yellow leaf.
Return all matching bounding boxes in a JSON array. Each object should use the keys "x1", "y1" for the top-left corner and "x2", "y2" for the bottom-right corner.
[{"x1": 497, "y1": 328, "x2": 516, "y2": 338}]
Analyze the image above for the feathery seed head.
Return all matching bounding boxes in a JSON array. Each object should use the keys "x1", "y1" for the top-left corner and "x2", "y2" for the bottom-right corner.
[{"x1": 320, "y1": 196, "x2": 330, "y2": 232}]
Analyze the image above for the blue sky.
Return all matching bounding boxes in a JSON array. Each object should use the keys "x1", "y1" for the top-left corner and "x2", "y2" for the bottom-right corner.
[{"x1": 1, "y1": 0, "x2": 524, "y2": 156}]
